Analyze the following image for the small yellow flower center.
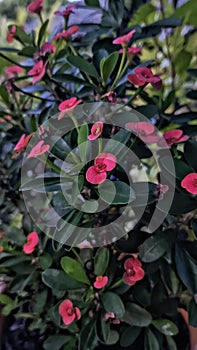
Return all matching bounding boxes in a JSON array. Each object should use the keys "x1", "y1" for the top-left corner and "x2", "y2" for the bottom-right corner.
[
  {"x1": 67, "y1": 308, "x2": 74, "y2": 316},
  {"x1": 96, "y1": 276, "x2": 103, "y2": 282}
]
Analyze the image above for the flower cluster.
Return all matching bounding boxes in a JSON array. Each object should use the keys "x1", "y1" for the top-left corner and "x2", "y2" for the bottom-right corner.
[
  {"x1": 123, "y1": 257, "x2": 145, "y2": 286},
  {"x1": 86, "y1": 153, "x2": 117, "y2": 185}
]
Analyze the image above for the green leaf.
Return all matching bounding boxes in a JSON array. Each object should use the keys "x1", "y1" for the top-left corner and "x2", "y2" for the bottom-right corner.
[
  {"x1": 174, "y1": 50, "x2": 192, "y2": 75},
  {"x1": 99, "y1": 181, "x2": 136, "y2": 205},
  {"x1": 34, "y1": 290, "x2": 48, "y2": 314},
  {"x1": 120, "y1": 326, "x2": 141, "y2": 347},
  {"x1": 121, "y1": 303, "x2": 152, "y2": 327},
  {"x1": 170, "y1": 193, "x2": 197, "y2": 215},
  {"x1": 38, "y1": 19, "x2": 49, "y2": 46},
  {"x1": 81, "y1": 200, "x2": 99, "y2": 213},
  {"x1": 0, "y1": 294, "x2": 13, "y2": 305},
  {"x1": 100, "y1": 52, "x2": 119, "y2": 85},
  {"x1": 18, "y1": 46, "x2": 37, "y2": 57},
  {"x1": 85, "y1": 0, "x2": 100, "y2": 8},
  {"x1": 152, "y1": 17, "x2": 182, "y2": 27},
  {"x1": 39, "y1": 254, "x2": 52, "y2": 269},
  {"x1": 61, "y1": 257, "x2": 90, "y2": 284},
  {"x1": 101, "y1": 292, "x2": 125, "y2": 318},
  {"x1": 165, "y1": 335, "x2": 177, "y2": 350},
  {"x1": 79, "y1": 321, "x2": 98, "y2": 350},
  {"x1": 185, "y1": 140, "x2": 197, "y2": 170},
  {"x1": 145, "y1": 329, "x2": 159, "y2": 350},
  {"x1": 139, "y1": 232, "x2": 169, "y2": 263},
  {"x1": 52, "y1": 73, "x2": 92, "y2": 87},
  {"x1": 129, "y1": 3, "x2": 156, "y2": 25},
  {"x1": 186, "y1": 90, "x2": 197, "y2": 100},
  {"x1": 152, "y1": 319, "x2": 179, "y2": 336},
  {"x1": 173, "y1": 0, "x2": 197, "y2": 25},
  {"x1": 78, "y1": 123, "x2": 88, "y2": 162},
  {"x1": 175, "y1": 242, "x2": 197, "y2": 293},
  {"x1": 42, "y1": 269, "x2": 84, "y2": 290},
  {"x1": 54, "y1": 211, "x2": 83, "y2": 247},
  {"x1": 94, "y1": 247, "x2": 109, "y2": 276},
  {"x1": 43, "y1": 335, "x2": 73, "y2": 350},
  {"x1": 67, "y1": 55, "x2": 99, "y2": 78},
  {"x1": 20, "y1": 173, "x2": 72, "y2": 192},
  {"x1": 103, "y1": 129, "x2": 131, "y2": 156},
  {"x1": 188, "y1": 298, "x2": 197, "y2": 327},
  {"x1": 15, "y1": 26, "x2": 32, "y2": 45},
  {"x1": 104, "y1": 330, "x2": 119, "y2": 345}
]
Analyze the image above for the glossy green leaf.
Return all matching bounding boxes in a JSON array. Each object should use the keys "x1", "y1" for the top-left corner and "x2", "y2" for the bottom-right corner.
[
  {"x1": 120, "y1": 326, "x2": 141, "y2": 347},
  {"x1": 165, "y1": 335, "x2": 177, "y2": 350},
  {"x1": 42, "y1": 269, "x2": 84, "y2": 290},
  {"x1": 187, "y1": 298, "x2": 197, "y2": 327},
  {"x1": 38, "y1": 19, "x2": 49, "y2": 46},
  {"x1": 170, "y1": 193, "x2": 197, "y2": 215},
  {"x1": 94, "y1": 247, "x2": 109, "y2": 276},
  {"x1": 79, "y1": 321, "x2": 98, "y2": 350},
  {"x1": 152, "y1": 319, "x2": 179, "y2": 336},
  {"x1": 67, "y1": 55, "x2": 99, "y2": 78},
  {"x1": 61, "y1": 257, "x2": 90, "y2": 284},
  {"x1": 43, "y1": 335, "x2": 73, "y2": 350},
  {"x1": 0, "y1": 294, "x2": 13, "y2": 305},
  {"x1": 18, "y1": 46, "x2": 37, "y2": 57},
  {"x1": 99, "y1": 181, "x2": 136, "y2": 205},
  {"x1": 139, "y1": 232, "x2": 169, "y2": 262},
  {"x1": 145, "y1": 329, "x2": 159, "y2": 350},
  {"x1": 101, "y1": 292, "x2": 125, "y2": 318},
  {"x1": 100, "y1": 52, "x2": 119, "y2": 85},
  {"x1": 78, "y1": 123, "x2": 88, "y2": 162},
  {"x1": 20, "y1": 173, "x2": 72, "y2": 192},
  {"x1": 85, "y1": 0, "x2": 100, "y2": 7},
  {"x1": 175, "y1": 242, "x2": 197, "y2": 293},
  {"x1": 121, "y1": 303, "x2": 152, "y2": 327},
  {"x1": 105, "y1": 330, "x2": 119, "y2": 345},
  {"x1": 81, "y1": 199, "x2": 99, "y2": 213},
  {"x1": 185, "y1": 140, "x2": 197, "y2": 170},
  {"x1": 15, "y1": 26, "x2": 32, "y2": 45}
]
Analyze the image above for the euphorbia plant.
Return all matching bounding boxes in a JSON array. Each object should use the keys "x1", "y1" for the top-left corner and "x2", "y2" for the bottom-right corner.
[{"x1": 0, "y1": 0, "x2": 197, "y2": 349}]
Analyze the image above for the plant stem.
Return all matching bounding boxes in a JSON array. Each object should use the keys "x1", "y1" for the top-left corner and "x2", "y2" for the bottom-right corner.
[
  {"x1": 71, "y1": 247, "x2": 84, "y2": 265},
  {"x1": 110, "y1": 47, "x2": 127, "y2": 91},
  {"x1": 0, "y1": 53, "x2": 24, "y2": 68},
  {"x1": 98, "y1": 138, "x2": 102, "y2": 154},
  {"x1": 109, "y1": 278, "x2": 124, "y2": 289}
]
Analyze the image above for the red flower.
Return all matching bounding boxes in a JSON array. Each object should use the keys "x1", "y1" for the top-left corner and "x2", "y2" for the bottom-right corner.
[
  {"x1": 119, "y1": 47, "x2": 142, "y2": 56},
  {"x1": 113, "y1": 29, "x2": 136, "y2": 47},
  {"x1": 6, "y1": 25, "x2": 17, "y2": 43},
  {"x1": 5, "y1": 65, "x2": 23, "y2": 78},
  {"x1": 93, "y1": 276, "x2": 108, "y2": 289},
  {"x1": 86, "y1": 153, "x2": 117, "y2": 185},
  {"x1": 27, "y1": 0, "x2": 44, "y2": 14},
  {"x1": 59, "y1": 299, "x2": 81, "y2": 325},
  {"x1": 23, "y1": 231, "x2": 39, "y2": 254},
  {"x1": 123, "y1": 257, "x2": 145, "y2": 286},
  {"x1": 13, "y1": 133, "x2": 34, "y2": 158},
  {"x1": 88, "y1": 122, "x2": 103, "y2": 140},
  {"x1": 101, "y1": 91, "x2": 117, "y2": 103},
  {"x1": 58, "y1": 97, "x2": 82, "y2": 120},
  {"x1": 159, "y1": 129, "x2": 189, "y2": 147},
  {"x1": 128, "y1": 67, "x2": 162, "y2": 90},
  {"x1": 181, "y1": 173, "x2": 197, "y2": 195},
  {"x1": 54, "y1": 5, "x2": 77, "y2": 17},
  {"x1": 28, "y1": 61, "x2": 46, "y2": 84},
  {"x1": 126, "y1": 122, "x2": 160, "y2": 143},
  {"x1": 27, "y1": 140, "x2": 50, "y2": 158},
  {"x1": 53, "y1": 26, "x2": 79, "y2": 41}
]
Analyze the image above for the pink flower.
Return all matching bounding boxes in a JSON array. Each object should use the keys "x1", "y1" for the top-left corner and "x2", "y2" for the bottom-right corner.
[
  {"x1": 0, "y1": 115, "x2": 13, "y2": 123},
  {"x1": 101, "y1": 91, "x2": 117, "y2": 103},
  {"x1": 53, "y1": 26, "x2": 79, "y2": 41},
  {"x1": 54, "y1": 5, "x2": 77, "y2": 17},
  {"x1": 128, "y1": 67, "x2": 162, "y2": 90},
  {"x1": 27, "y1": 0, "x2": 43, "y2": 14},
  {"x1": 93, "y1": 276, "x2": 108, "y2": 289},
  {"x1": 5, "y1": 65, "x2": 23, "y2": 78},
  {"x1": 34, "y1": 42, "x2": 56, "y2": 61},
  {"x1": 181, "y1": 173, "x2": 197, "y2": 195},
  {"x1": 159, "y1": 129, "x2": 189, "y2": 147},
  {"x1": 59, "y1": 299, "x2": 81, "y2": 325},
  {"x1": 13, "y1": 133, "x2": 34, "y2": 157},
  {"x1": 27, "y1": 140, "x2": 50, "y2": 158},
  {"x1": 123, "y1": 257, "x2": 145, "y2": 286},
  {"x1": 86, "y1": 153, "x2": 117, "y2": 185},
  {"x1": 119, "y1": 47, "x2": 142, "y2": 56},
  {"x1": 113, "y1": 29, "x2": 136, "y2": 46},
  {"x1": 88, "y1": 122, "x2": 103, "y2": 140},
  {"x1": 154, "y1": 184, "x2": 169, "y2": 200},
  {"x1": 23, "y1": 231, "x2": 39, "y2": 254},
  {"x1": 6, "y1": 25, "x2": 16, "y2": 43},
  {"x1": 28, "y1": 61, "x2": 46, "y2": 84},
  {"x1": 126, "y1": 122, "x2": 160, "y2": 143},
  {"x1": 58, "y1": 97, "x2": 82, "y2": 120}
]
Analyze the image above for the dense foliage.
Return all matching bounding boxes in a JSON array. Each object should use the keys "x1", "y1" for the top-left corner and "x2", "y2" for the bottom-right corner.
[{"x1": 0, "y1": 0, "x2": 197, "y2": 349}]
